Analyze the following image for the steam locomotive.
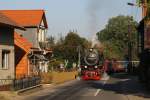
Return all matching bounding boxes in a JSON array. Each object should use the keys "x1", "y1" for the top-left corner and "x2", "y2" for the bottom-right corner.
[{"x1": 80, "y1": 48, "x2": 104, "y2": 80}]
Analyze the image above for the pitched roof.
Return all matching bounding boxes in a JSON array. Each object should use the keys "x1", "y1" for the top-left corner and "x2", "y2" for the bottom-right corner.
[
  {"x1": 0, "y1": 10, "x2": 48, "y2": 28},
  {"x1": 0, "y1": 12, "x2": 24, "y2": 29},
  {"x1": 14, "y1": 32, "x2": 33, "y2": 52}
]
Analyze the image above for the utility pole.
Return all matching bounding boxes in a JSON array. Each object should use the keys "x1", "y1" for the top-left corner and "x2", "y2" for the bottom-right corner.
[
  {"x1": 127, "y1": 17, "x2": 133, "y2": 73},
  {"x1": 142, "y1": 0, "x2": 148, "y2": 51}
]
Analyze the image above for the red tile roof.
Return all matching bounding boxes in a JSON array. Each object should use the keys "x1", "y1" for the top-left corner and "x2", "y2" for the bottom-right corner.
[
  {"x1": 0, "y1": 10, "x2": 48, "y2": 28},
  {"x1": 0, "y1": 12, "x2": 24, "y2": 29}
]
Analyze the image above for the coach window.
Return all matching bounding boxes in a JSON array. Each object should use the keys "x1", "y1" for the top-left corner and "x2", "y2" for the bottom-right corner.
[{"x1": 1, "y1": 50, "x2": 10, "y2": 69}]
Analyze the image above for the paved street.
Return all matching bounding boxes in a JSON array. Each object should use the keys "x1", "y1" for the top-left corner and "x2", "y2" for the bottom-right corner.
[
  {"x1": 15, "y1": 73, "x2": 150, "y2": 100},
  {"x1": 1, "y1": 1, "x2": 150, "y2": 100}
]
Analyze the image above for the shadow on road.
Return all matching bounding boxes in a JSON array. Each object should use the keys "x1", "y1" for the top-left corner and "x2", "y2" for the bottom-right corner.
[{"x1": 90, "y1": 73, "x2": 150, "y2": 99}]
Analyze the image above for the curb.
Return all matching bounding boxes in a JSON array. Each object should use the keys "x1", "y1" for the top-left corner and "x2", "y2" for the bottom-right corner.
[
  {"x1": 16, "y1": 84, "x2": 42, "y2": 95},
  {"x1": 16, "y1": 79, "x2": 77, "y2": 95},
  {"x1": 42, "y1": 84, "x2": 53, "y2": 88}
]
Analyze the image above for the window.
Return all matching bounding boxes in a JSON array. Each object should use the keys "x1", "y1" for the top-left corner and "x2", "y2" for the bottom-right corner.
[
  {"x1": 1, "y1": 50, "x2": 10, "y2": 69},
  {"x1": 38, "y1": 29, "x2": 41, "y2": 42},
  {"x1": 38, "y1": 28, "x2": 46, "y2": 42}
]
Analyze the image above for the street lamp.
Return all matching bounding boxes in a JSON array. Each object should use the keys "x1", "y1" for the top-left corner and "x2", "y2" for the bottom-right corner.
[
  {"x1": 127, "y1": 2, "x2": 138, "y2": 73},
  {"x1": 127, "y1": 1, "x2": 147, "y2": 18},
  {"x1": 127, "y1": 3, "x2": 137, "y2": 6}
]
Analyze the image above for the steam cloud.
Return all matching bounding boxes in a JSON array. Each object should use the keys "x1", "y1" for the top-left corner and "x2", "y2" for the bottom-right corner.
[{"x1": 87, "y1": 0, "x2": 102, "y2": 48}]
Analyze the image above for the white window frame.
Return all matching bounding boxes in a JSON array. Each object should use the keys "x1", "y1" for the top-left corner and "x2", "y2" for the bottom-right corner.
[
  {"x1": 1, "y1": 50, "x2": 10, "y2": 70},
  {"x1": 38, "y1": 29, "x2": 42, "y2": 42},
  {"x1": 38, "y1": 28, "x2": 46, "y2": 42}
]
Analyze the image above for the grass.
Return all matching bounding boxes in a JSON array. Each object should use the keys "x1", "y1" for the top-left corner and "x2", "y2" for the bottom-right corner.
[
  {"x1": 41, "y1": 72, "x2": 53, "y2": 84},
  {"x1": 41, "y1": 71, "x2": 77, "y2": 84},
  {"x1": 0, "y1": 92, "x2": 16, "y2": 100},
  {"x1": 0, "y1": 95, "x2": 7, "y2": 100},
  {"x1": 51, "y1": 71, "x2": 77, "y2": 84}
]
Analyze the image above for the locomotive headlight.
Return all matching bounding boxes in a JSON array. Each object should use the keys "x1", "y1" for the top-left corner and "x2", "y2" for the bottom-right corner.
[
  {"x1": 84, "y1": 66, "x2": 87, "y2": 68},
  {"x1": 95, "y1": 66, "x2": 98, "y2": 68}
]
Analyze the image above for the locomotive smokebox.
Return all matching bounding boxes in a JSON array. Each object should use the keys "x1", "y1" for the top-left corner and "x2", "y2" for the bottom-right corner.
[{"x1": 84, "y1": 48, "x2": 99, "y2": 66}]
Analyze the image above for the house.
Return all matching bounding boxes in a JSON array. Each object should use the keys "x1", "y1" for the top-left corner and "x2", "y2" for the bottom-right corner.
[
  {"x1": 0, "y1": 13, "x2": 24, "y2": 90},
  {"x1": 0, "y1": 10, "x2": 48, "y2": 48},
  {"x1": 1, "y1": 10, "x2": 52, "y2": 73}
]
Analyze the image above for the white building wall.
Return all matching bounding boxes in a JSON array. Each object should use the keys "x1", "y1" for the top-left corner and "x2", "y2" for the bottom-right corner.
[{"x1": 0, "y1": 45, "x2": 15, "y2": 79}]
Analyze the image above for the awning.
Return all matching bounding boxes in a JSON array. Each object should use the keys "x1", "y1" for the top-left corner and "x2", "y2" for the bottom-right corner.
[{"x1": 28, "y1": 54, "x2": 48, "y2": 61}]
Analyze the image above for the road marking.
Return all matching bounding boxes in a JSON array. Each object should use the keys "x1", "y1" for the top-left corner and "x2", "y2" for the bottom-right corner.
[
  {"x1": 103, "y1": 81, "x2": 106, "y2": 86},
  {"x1": 94, "y1": 89, "x2": 101, "y2": 96},
  {"x1": 93, "y1": 76, "x2": 109, "y2": 96},
  {"x1": 120, "y1": 79, "x2": 130, "y2": 82}
]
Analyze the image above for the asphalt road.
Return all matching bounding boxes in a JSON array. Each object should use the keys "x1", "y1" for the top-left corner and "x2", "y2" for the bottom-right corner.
[{"x1": 21, "y1": 73, "x2": 150, "y2": 100}]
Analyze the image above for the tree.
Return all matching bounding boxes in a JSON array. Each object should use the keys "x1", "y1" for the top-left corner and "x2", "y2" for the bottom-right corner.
[
  {"x1": 53, "y1": 31, "x2": 90, "y2": 68},
  {"x1": 96, "y1": 15, "x2": 138, "y2": 60},
  {"x1": 63, "y1": 32, "x2": 88, "y2": 63},
  {"x1": 56, "y1": 33, "x2": 65, "y2": 45},
  {"x1": 136, "y1": 0, "x2": 144, "y2": 6},
  {"x1": 137, "y1": 0, "x2": 150, "y2": 18},
  {"x1": 145, "y1": 0, "x2": 150, "y2": 19},
  {"x1": 46, "y1": 35, "x2": 55, "y2": 48}
]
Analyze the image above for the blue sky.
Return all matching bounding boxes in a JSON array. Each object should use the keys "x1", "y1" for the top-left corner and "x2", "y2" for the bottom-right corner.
[{"x1": 0, "y1": 0, "x2": 142, "y2": 39}]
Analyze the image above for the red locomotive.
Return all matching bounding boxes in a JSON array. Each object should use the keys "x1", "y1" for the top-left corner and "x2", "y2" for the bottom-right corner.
[{"x1": 80, "y1": 48, "x2": 104, "y2": 80}]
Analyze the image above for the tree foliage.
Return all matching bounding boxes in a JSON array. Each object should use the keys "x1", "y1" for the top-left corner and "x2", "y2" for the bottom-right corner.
[
  {"x1": 53, "y1": 31, "x2": 90, "y2": 68},
  {"x1": 146, "y1": 0, "x2": 150, "y2": 18},
  {"x1": 96, "y1": 15, "x2": 138, "y2": 60},
  {"x1": 46, "y1": 35, "x2": 55, "y2": 48},
  {"x1": 137, "y1": 0, "x2": 150, "y2": 18}
]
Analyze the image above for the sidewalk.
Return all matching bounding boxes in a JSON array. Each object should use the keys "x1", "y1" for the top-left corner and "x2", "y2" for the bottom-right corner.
[
  {"x1": 0, "y1": 79, "x2": 78, "y2": 100},
  {"x1": 120, "y1": 74, "x2": 150, "y2": 100},
  {"x1": 0, "y1": 91, "x2": 19, "y2": 100},
  {"x1": 0, "y1": 84, "x2": 51, "y2": 100}
]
